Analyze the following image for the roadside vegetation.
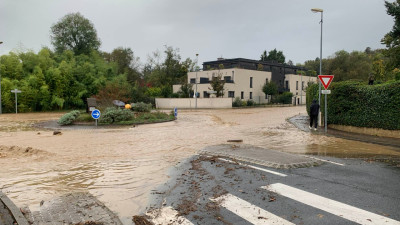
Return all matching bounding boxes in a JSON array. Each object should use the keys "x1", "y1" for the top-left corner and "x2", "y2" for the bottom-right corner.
[
  {"x1": 58, "y1": 107, "x2": 175, "y2": 126},
  {"x1": 306, "y1": 80, "x2": 400, "y2": 130},
  {"x1": 304, "y1": 1, "x2": 400, "y2": 130}
]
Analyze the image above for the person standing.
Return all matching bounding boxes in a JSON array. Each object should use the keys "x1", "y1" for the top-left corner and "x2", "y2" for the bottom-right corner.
[
  {"x1": 309, "y1": 99, "x2": 320, "y2": 131},
  {"x1": 368, "y1": 73, "x2": 374, "y2": 85}
]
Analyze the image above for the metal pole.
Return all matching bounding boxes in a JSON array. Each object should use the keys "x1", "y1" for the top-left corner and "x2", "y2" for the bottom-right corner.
[
  {"x1": 15, "y1": 91, "x2": 17, "y2": 114},
  {"x1": 195, "y1": 54, "x2": 198, "y2": 109},
  {"x1": 324, "y1": 93, "x2": 327, "y2": 132},
  {"x1": 318, "y1": 12, "x2": 323, "y2": 126}
]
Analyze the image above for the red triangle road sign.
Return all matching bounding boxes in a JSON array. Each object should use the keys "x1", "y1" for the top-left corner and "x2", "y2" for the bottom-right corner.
[{"x1": 318, "y1": 75, "x2": 334, "y2": 89}]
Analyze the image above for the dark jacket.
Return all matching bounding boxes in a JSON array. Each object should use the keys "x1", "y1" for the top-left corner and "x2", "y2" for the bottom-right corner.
[{"x1": 310, "y1": 100, "x2": 320, "y2": 116}]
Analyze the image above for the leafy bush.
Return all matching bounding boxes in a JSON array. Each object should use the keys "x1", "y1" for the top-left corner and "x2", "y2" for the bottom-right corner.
[
  {"x1": 75, "y1": 113, "x2": 93, "y2": 122},
  {"x1": 232, "y1": 97, "x2": 242, "y2": 107},
  {"x1": 58, "y1": 110, "x2": 81, "y2": 125},
  {"x1": 247, "y1": 100, "x2": 255, "y2": 106},
  {"x1": 133, "y1": 102, "x2": 152, "y2": 112},
  {"x1": 100, "y1": 107, "x2": 134, "y2": 124},
  {"x1": 271, "y1": 92, "x2": 293, "y2": 104},
  {"x1": 279, "y1": 92, "x2": 293, "y2": 104},
  {"x1": 306, "y1": 80, "x2": 400, "y2": 130}
]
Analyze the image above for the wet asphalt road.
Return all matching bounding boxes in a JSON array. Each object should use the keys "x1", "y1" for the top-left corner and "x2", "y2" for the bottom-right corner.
[{"x1": 146, "y1": 155, "x2": 400, "y2": 225}]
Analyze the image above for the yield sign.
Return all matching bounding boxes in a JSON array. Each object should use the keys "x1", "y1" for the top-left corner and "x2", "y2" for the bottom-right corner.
[{"x1": 318, "y1": 75, "x2": 334, "y2": 89}]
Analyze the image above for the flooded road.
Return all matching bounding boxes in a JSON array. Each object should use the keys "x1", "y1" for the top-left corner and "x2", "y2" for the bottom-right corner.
[{"x1": 0, "y1": 107, "x2": 399, "y2": 223}]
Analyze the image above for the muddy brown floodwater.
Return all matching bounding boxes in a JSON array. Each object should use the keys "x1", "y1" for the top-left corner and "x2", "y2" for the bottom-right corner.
[{"x1": 0, "y1": 107, "x2": 399, "y2": 224}]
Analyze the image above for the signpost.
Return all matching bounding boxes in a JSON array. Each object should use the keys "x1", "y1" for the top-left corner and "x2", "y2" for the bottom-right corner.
[
  {"x1": 91, "y1": 109, "x2": 101, "y2": 127},
  {"x1": 318, "y1": 75, "x2": 334, "y2": 132},
  {"x1": 10, "y1": 89, "x2": 22, "y2": 114}
]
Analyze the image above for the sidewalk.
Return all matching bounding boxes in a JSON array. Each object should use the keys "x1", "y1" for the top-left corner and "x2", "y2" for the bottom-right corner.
[{"x1": 289, "y1": 114, "x2": 400, "y2": 149}]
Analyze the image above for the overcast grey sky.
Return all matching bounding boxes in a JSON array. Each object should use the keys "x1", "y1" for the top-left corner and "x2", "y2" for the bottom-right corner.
[{"x1": 0, "y1": 0, "x2": 394, "y2": 66}]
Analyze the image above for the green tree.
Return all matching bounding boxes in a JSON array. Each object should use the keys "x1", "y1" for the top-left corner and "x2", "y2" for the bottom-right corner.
[
  {"x1": 50, "y1": 12, "x2": 101, "y2": 55},
  {"x1": 262, "y1": 81, "x2": 278, "y2": 102},
  {"x1": 209, "y1": 72, "x2": 225, "y2": 97},
  {"x1": 260, "y1": 50, "x2": 268, "y2": 61},
  {"x1": 178, "y1": 82, "x2": 193, "y2": 98},
  {"x1": 260, "y1": 49, "x2": 285, "y2": 63},
  {"x1": 382, "y1": 0, "x2": 400, "y2": 68}
]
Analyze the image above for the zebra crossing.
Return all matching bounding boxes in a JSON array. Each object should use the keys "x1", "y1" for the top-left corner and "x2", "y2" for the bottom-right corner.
[
  {"x1": 148, "y1": 181, "x2": 400, "y2": 225},
  {"x1": 146, "y1": 157, "x2": 400, "y2": 225}
]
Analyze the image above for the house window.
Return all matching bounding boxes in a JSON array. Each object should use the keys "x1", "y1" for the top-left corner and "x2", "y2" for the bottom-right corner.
[
  {"x1": 302, "y1": 81, "x2": 304, "y2": 90},
  {"x1": 241, "y1": 91, "x2": 244, "y2": 99},
  {"x1": 224, "y1": 76, "x2": 233, "y2": 83},
  {"x1": 266, "y1": 78, "x2": 269, "y2": 84},
  {"x1": 228, "y1": 91, "x2": 235, "y2": 98},
  {"x1": 203, "y1": 91, "x2": 210, "y2": 98},
  {"x1": 250, "y1": 92, "x2": 253, "y2": 99},
  {"x1": 190, "y1": 78, "x2": 196, "y2": 84},
  {"x1": 250, "y1": 77, "x2": 253, "y2": 88},
  {"x1": 296, "y1": 81, "x2": 298, "y2": 90},
  {"x1": 285, "y1": 80, "x2": 289, "y2": 89},
  {"x1": 200, "y1": 77, "x2": 209, "y2": 83}
]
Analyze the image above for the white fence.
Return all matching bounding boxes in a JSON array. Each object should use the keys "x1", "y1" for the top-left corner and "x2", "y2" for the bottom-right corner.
[{"x1": 155, "y1": 98, "x2": 232, "y2": 109}]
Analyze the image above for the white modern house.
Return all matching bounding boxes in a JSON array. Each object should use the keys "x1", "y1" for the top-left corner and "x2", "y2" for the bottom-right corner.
[{"x1": 173, "y1": 58, "x2": 317, "y2": 105}]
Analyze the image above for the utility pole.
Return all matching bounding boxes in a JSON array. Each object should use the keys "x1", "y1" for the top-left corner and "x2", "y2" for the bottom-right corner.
[
  {"x1": 195, "y1": 53, "x2": 199, "y2": 109},
  {"x1": 311, "y1": 8, "x2": 323, "y2": 126}
]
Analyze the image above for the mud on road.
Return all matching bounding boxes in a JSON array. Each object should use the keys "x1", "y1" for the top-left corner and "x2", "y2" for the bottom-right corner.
[{"x1": 145, "y1": 155, "x2": 278, "y2": 224}]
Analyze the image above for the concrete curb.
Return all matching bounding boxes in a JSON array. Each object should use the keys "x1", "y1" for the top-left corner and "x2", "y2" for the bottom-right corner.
[{"x1": 0, "y1": 191, "x2": 29, "y2": 225}]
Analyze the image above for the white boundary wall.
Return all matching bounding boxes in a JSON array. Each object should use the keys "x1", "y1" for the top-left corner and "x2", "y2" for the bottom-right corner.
[{"x1": 156, "y1": 98, "x2": 232, "y2": 109}]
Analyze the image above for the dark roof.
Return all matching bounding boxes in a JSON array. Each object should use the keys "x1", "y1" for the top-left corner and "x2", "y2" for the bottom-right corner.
[{"x1": 203, "y1": 58, "x2": 306, "y2": 71}]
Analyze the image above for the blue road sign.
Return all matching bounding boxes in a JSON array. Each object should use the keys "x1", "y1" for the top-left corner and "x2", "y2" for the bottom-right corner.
[
  {"x1": 174, "y1": 107, "x2": 178, "y2": 117},
  {"x1": 91, "y1": 109, "x2": 101, "y2": 119}
]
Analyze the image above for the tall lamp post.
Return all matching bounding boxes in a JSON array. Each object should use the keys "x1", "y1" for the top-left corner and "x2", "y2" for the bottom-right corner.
[
  {"x1": 0, "y1": 41, "x2": 3, "y2": 114},
  {"x1": 311, "y1": 8, "x2": 323, "y2": 125},
  {"x1": 195, "y1": 53, "x2": 199, "y2": 109}
]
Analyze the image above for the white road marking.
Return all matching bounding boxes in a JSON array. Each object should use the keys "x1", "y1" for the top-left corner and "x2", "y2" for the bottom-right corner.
[
  {"x1": 263, "y1": 183, "x2": 400, "y2": 225},
  {"x1": 212, "y1": 193, "x2": 295, "y2": 225},
  {"x1": 146, "y1": 206, "x2": 194, "y2": 225},
  {"x1": 305, "y1": 156, "x2": 345, "y2": 166},
  {"x1": 218, "y1": 158, "x2": 287, "y2": 177}
]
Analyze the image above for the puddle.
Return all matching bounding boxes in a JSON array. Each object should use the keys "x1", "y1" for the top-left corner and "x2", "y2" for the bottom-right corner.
[{"x1": 0, "y1": 107, "x2": 399, "y2": 223}]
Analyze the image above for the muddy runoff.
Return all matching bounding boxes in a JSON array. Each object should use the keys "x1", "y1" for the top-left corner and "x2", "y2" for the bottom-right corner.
[{"x1": 0, "y1": 107, "x2": 399, "y2": 223}]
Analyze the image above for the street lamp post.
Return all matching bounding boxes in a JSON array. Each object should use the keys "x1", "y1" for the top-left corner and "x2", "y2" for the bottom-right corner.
[
  {"x1": 195, "y1": 53, "x2": 199, "y2": 109},
  {"x1": 311, "y1": 8, "x2": 323, "y2": 126},
  {"x1": 0, "y1": 41, "x2": 3, "y2": 114}
]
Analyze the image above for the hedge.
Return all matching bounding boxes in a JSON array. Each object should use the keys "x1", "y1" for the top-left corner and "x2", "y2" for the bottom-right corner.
[
  {"x1": 306, "y1": 80, "x2": 400, "y2": 130},
  {"x1": 100, "y1": 107, "x2": 134, "y2": 124},
  {"x1": 58, "y1": 110, "x2": 81, "y2": 125}
]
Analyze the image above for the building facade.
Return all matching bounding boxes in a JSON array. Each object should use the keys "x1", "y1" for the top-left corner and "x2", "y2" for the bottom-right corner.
[{"x1": 173, "y1": 58, "x2": 317, "y2": 105}]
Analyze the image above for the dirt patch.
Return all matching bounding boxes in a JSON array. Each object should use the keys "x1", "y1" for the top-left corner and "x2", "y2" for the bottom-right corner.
[
  {"x1": 0, "y1": 145, "x2": 52, "y2": 158},
  {"x1": 132, "y1": 215, "x2": 153, "y2": 225},
  {"x1": 74, "y1": 222, "x2": 104, "y2": 225}
]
